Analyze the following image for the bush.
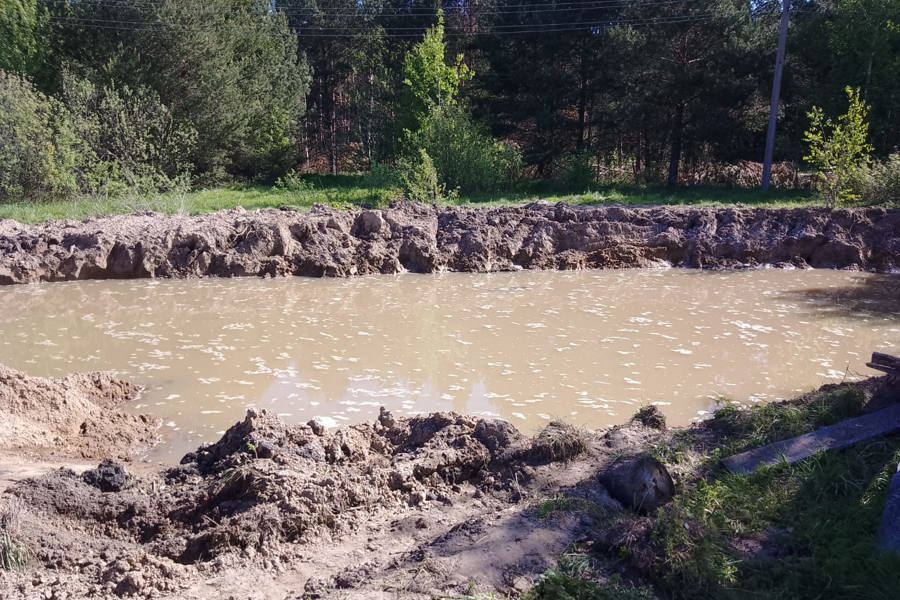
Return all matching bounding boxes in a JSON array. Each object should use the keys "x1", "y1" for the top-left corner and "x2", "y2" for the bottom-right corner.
[
  {"x1": 856, "y1": 153, "x2": 900, "y2": 205},
  {"x1": 398, "y1": 148, "x2": 445, "y2": 203},
  {"x1": 405, "y1": 104, "x2": 521, "y2": 195},
  {"x1": 559, "y1": 151, "x2": 596, "y2": 192},
  {"x1": 0, "y1": 70, "x2": 78, "y2": 201},
  {"x1": 803, "y1": 86, "x2": 873, "y2": 207},
  {"x1": 62, "y1": 73, "x2": 196, "y2": 195}
]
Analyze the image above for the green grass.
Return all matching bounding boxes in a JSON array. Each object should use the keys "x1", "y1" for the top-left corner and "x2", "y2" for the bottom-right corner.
[
  {"x1": 528, "y1": 384, "x2": 900, "y2": 600},
  {"x1": 0, "y1": 173, "x2": 818, "y2": 224},
  {"x1": 527, "y1": 551, "x2": 656, "y2": 600},
  {"x1": 640, "y1": 384, "x2": 899, "y2": 599}
]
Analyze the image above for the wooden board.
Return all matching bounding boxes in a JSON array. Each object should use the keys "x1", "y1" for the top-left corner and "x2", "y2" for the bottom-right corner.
[{"x1": 721, "y1": 404, "x2": 900, "y2": 476}]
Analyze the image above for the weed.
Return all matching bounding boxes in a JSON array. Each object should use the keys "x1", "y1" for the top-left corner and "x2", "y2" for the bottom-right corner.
[{"x1": 0, "y1": 499, "x2": 28, "y2": 571}]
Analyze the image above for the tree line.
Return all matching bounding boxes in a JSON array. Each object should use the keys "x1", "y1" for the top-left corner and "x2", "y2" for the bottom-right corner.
[{"x1": 1, "y1": 0, "x2": 898, "y2": 202}]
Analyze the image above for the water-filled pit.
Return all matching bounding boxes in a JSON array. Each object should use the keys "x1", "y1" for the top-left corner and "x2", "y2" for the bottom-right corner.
[{"x1": 1, "y1": 268, "x2": 898, "y2": 460}]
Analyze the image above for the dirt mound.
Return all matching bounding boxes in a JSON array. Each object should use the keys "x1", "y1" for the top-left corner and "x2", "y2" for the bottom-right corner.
[
  {"x1": 1, "y1": 202, "x2": 898, "y2": 284},
  {"x1": 0, "y1": 364, "x2": 159, "y2": 460},
  {"x1": 2, "y1": 409, "x2": 600, "y2": 598}
]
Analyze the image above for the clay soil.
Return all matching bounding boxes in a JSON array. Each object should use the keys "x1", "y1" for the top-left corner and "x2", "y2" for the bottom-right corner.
[
  {"x1": 1, "y1": 202, "x2": 899, "y2": 285},
  {"x1": 0, "y1": 364, "x2": 665, "y2": 600}
]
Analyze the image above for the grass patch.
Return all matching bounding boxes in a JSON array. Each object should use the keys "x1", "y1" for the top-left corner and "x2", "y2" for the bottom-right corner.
[
  {"x1": 604, "y1": 383, "x2": 900, "y2": 599},
  {"x1": 0, "y1": 174, "x2": 820, "y2": 224},
  {"x1": 537, "y1": 497, "x2": 609, "y2": 520},
  {"x1": 527, "y1": 552, "x2": 656, "y2": 600},
  {"x1": 650, "y1": 438, "x2": 900, "y2": 599},
  {"x1": 709, "y1": 385, "x2": 866, "y2": 458},
  {"x1": 0, "y1": 499, "x2": 28, "y2": 571}
]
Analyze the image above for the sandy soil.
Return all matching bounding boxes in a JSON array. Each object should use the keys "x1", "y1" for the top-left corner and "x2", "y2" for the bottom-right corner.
[{"x1": 1, "y1": 202, "x2": 899, "y2": 285}]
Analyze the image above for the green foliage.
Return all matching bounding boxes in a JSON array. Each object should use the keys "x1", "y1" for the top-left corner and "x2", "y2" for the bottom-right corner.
[
  {"x1": 272, "y1": 170, "x2": 314, "y2": 193},
  {"x1": 400, "y1": 11, "x2": 472, "y2": 134},
  {"x1": 803, "y1": 87, "x2": 874, "y2": 207},
  {"x1": 398, "y1": 148, "x2": 445, "y2": 203},
  {"x1": 0, "y1": 0, "x2": 47, "y2": 77},
  {"x1": 61, "y1": 73, "x2": 197, "y2": 194},
  {"x1": 0, "y1": 70, "x2": 78, "y2": 201},
  {"x1": 149, "y1": 0, "x2": 310, "y2": 179},
  {"x1": 361, "y1": 163, "x2": 400, "y2": 189},
  {"x1": 405, "y1": 105, "x2": 522, "y2": 194},
  {"x1": 559, "y1": 152, "x2": 597, "y2": 193},
  {"x1": 856, "y1": 153, "x2": 900, "y2": 205}
]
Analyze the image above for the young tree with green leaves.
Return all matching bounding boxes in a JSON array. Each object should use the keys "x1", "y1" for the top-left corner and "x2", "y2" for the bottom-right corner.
[
  {"x1": 400, "y1": 11, "x2": 472, "y2": 135},
  {"x1": 0, "y1": 0, "x2": 47, "y2": 78},
  {"x1": 803, "y1": 86, "x2": 873, "y2": 207}
]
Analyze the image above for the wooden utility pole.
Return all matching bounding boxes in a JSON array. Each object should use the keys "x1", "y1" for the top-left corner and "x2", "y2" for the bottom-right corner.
[{"x1": 761, "y1": 0, "x2": 792, "y2": 190}]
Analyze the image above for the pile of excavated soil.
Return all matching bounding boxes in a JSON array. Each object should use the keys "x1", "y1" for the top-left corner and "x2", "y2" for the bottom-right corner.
[
  {"x1": 1, "y1": 202, "x2": 898, "y2": 284},
  {"x1": 0, "y1": 364, "x2": 159, "y2": 460},
  {"x1": 0, "y1": 408, "x2": 651, "y2": 599}
]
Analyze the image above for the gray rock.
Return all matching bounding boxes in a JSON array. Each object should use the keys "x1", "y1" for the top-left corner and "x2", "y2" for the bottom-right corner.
[{"x1": 599, "y1": 454, "x2": 674, "y2": 513}]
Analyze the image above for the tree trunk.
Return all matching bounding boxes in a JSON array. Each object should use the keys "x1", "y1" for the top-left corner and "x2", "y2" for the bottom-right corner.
[
  {"x1": 667, "y1": 104, "x2": 684, "y2": 187},
  {"x1": 577, "y1": 52, "x2": 588, "y2": 151}
]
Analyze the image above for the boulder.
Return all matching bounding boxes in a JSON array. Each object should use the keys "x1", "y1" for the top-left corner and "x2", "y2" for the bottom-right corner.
[{"x1": 599, "y1": 455, "x2": 674, "y2": 513}]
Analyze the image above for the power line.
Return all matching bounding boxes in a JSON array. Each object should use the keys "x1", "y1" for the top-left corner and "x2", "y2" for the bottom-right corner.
[
  {"x1": 45, "y1": 19, "x2": 729, "y2": 38},
  {"x1": 49, "y1": 12, "x2": 725, "y2": 31}
]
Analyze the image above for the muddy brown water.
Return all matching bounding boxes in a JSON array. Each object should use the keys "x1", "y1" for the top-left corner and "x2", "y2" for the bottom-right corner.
[{"x1": 1, "y1": 269, "x2": 898, "y2": 461}]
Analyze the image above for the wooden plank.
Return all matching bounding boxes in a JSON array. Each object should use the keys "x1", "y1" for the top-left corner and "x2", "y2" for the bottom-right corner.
[
  {"x1": 721, "y1": 404, "x2": 900, "y2": 475},
  {"x1": 872, "y1": 352, "x2": 900, "y2": 369},
  {"x1": 869, "y1": 352, "x2": 900, "y2": 374}
]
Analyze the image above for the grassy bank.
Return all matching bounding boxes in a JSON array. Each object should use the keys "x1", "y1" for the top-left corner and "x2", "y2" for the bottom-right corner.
[
  {"x1": 528, "y1": 382, "x2": 900, "y2": 600},
  {"x1": 0, "y1": 175, "x2": 817, "y2": 224}
]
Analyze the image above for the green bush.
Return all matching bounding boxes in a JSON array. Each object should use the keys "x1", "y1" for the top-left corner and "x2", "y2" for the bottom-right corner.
[
  {"x1": 0, "y1": 70, "x2": 79, "y2": 201},
  {"x1": 856, "y1": 153, "x2": 900, "y2": 205},
  {"x1": 62, "y1": 73, "x2": 196, "y2": 195},
  {"x1": 405, "y1": 104, "x2": 521, "y2": 195},
  {"x1": 398, "y1": 148, "x2": 445, "y2": 203},
  {"x1": 803, "y1": 87, "x2": 873, "y2": 207},
  {"x1": 559, "y1": 151, "x2": 596, "y2": 192}
]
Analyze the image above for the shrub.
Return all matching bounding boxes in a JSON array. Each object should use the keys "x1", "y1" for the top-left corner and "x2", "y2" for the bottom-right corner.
[
  {"x1": 856, "y1": 153, "x2": 900, "y2": 205},
  {"x1": 406, "y1": 104, "x2": 521, "y2": 194},
  {"x1": 62, "y1": 73, "x2": 196, "y2": 195},
  {"x1": 362, "y1": 162, "x2": 399, "y2": 189},
  {"x1": 272, "y1": 170, "x2": 313, "y2": 193},
  {"x1": 0, "y1": 70, "x2": 78, "y2": 201},
  {"x1": 398, "y1": 148, "x2": 445, "y2": 203},
  {"x1": 803, "y1": 86, "x2": 873, "y2": 207},
  {"x1": 559, "y1": 151, "x2": 596, "y2": 192}
]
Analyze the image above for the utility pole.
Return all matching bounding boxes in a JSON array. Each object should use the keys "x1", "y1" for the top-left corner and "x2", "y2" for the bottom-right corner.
[{"x1": 761, "y1": 0, "x2": 792, "y2": 190}]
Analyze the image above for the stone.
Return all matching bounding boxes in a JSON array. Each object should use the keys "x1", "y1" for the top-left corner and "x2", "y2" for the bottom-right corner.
[{"x1": 599, "y1": 454, "x2": 674, "y2": 513}]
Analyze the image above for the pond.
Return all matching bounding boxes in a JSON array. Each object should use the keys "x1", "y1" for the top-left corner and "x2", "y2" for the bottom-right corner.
[{"x1": 1, "y1": 268, "x2": 898, "y2": 460}]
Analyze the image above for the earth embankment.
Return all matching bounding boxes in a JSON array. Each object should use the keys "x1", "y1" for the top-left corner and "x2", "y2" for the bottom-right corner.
[{"x1": 1, "y1": 202, "x2": 898, "y2": 284}]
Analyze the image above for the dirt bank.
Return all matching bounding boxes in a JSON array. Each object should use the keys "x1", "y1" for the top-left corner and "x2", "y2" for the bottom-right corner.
[
  {"x1": 2, "y1": 376, "x2": 897, "y2": 599},
  {"x1": 0, "y1": 407, "x2": 632, "y2": 599},
  {"x1": 1, "y1": 202, "x2": 898, "y2": 284},
  {"x1": 0, "y1": 365, "x2": 159, "y2": 462}
]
